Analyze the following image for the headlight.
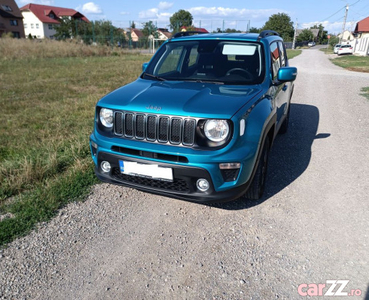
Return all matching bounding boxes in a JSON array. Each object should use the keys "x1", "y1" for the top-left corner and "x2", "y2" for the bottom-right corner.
[
  {"x1": 99, "y1": 108, "x2": 113, "y2": 128},
  {"x1": 204, "y1": 119, "x2": 229, "y2": 142}
]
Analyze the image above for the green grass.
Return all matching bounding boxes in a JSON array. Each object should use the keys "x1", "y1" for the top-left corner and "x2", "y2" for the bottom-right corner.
[
  {"x1": 0, "y1": 49, "x2": 149, "y2": 246},
  {"x1": 287, "y1": 49, "x2": 302, "y2": 60},
  {"x1": 330, "y1": 55, "x2": 369, "y2": 73}
]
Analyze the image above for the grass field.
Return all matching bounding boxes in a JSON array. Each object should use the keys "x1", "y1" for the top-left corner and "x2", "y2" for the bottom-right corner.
[
  {"x1": 0, "y1": 38, "x2": 149, "y2": 245},
  {"x1": 331, "y1": 54, "x2": 369, "y2": 73},
  {"x1": 287, "y1": 49, "x2": 302, "y2": 60}
]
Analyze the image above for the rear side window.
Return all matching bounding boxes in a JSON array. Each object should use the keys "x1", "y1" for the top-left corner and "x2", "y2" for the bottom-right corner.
[
  {"x1": 270, "y1": 42, "x2": 281, "y2": 79},
  {"x1": 277, "y1": 41, "x2": 286, "y2": 67}
]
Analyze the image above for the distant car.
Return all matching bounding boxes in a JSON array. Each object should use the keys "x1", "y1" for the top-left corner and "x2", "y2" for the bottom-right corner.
[
  {"x1": 337, "y1": 44, "x2": 353, "y2": 55},
  {"x1": 334, "y1": 44, "x2": 341, "y2": 54},
  {"x1": 308, "y1": 41, "x2": 316, "y2": 47}
]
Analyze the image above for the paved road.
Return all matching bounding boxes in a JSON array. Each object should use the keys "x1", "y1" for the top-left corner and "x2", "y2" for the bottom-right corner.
[{"x1": 1, "y1": 49, "x2": 369, "y2": 300}]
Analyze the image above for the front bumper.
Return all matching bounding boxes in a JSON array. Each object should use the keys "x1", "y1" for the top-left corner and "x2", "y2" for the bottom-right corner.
[{"x1": 95, "y1": 151, "x2": 252, "y2": 203}]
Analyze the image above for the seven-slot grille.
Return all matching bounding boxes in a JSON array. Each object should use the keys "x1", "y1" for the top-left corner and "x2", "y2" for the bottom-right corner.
[{"x1": 114, "y1": 111, "x2": 196, "y2": 146}]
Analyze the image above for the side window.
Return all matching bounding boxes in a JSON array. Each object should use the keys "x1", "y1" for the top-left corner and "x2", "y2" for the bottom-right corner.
[
  {"x1": 278, "y1": 41, "x2": 286, "y2": 67},
  {"x1": 188, "y1": 45, "x2": 199, "y2": 67},
  {"x1": 157, "y1": 46, "x2": 184, "y2": 75},
  {"x1": 270, "y1": 42, "x2": 281, "y2": 79}
]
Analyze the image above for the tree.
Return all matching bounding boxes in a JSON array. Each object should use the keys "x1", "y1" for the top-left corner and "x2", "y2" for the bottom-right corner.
[
  {"x1": 249, "y1": 27, "x2": 261, "y2": 33},
  {"x1": 54, "y1": 16, "x2": 73, "y2": 39},
  {"x1": 311, "y1": 24, "x2": 328, "y2": 44},
  {"x1": 131, "y1": 21, "x2": 136, "y2": 29},
  {"x1": 169, "y1": 9, "x2": 193, "y2": 33},
  {"x1": 142, "y1": 21, "x2": 158, "y2": 38},
  {"x1": 297, "y1": 29, "x2": 314, "y2": 42},
  {"x1": 262, "y1": 13, "x2": 294, "y2": 41},
  {"x1": 328, "y1": 35, "x2": 339, "y2": 48},
  {"x1": 225, "y1": 28, "x2": 242, "y2": 33}
]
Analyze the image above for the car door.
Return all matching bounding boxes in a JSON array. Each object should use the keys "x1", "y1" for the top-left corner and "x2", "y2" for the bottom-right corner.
[{"x1": 270, "y1": 41, "x2": 289, "y2": 128}]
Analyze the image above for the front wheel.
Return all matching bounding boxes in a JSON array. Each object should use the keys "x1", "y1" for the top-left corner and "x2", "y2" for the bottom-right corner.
[{"x1": 244, "y1": 138, "x2": 270, "y2": 200}]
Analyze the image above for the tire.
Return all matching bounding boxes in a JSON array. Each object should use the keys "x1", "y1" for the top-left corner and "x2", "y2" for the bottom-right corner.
[
  {"x1": 278, "y1": 105, "x2": 290, "y2": 134},
  {"x1": 244, "y1": 138, "x2": 270, "y2": 200}
]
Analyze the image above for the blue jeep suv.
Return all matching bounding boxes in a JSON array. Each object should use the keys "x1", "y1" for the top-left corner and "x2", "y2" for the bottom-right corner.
[{"x1": 90, "y1": 30, "x2": 297, "y2": 203}]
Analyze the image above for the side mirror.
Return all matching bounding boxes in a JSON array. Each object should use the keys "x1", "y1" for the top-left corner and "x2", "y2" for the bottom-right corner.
[
  {"x1": 142, "y1": 62, "x2": 149, "y2": 72},
  {"x1": 277, "y1": 67, "x2": 297, "y2": 82}
]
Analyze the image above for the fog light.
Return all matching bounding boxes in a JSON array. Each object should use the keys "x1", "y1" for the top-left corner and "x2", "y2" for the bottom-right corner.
[
  {"x1": 196, "y1": 178, "x2": 209, "y2": 192},
  {"x1": 101, "y1": 161, "x2": 111, "y2": 173}
]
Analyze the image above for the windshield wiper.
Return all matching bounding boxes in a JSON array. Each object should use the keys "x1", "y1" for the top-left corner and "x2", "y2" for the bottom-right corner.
[
  {"x1": 183, "y1": 79, "x2": 225, "y2": 85},
  {"x1": 142, "y1": 72, "x2": 166, "y2": 81}
]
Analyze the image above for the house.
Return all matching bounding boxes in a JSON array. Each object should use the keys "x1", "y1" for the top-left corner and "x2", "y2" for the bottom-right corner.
[
  {"x1": 20, "y1": 3, "x2": 89, "y2": 39},
  {"x1": 0, "y1": 0, "x2": 25, "y2": 38},
  {"x1": 181, "y1": 26, "x2": 209, "y2": 33},
  {"x1": 157, "y1": 28, "x2": 171, "y2": 40},
  {"x1": 338, "y1": 30, "x2": 354, "y2": 43},
  {"x1": 353, "y1": 16, "x2": 369, "y2": 56},
  {"x1": 129, "y1": 28, "x2": 143, "y2": 42}
]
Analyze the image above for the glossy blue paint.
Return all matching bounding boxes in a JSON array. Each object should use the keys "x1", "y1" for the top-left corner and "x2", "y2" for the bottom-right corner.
[{"x1": 277, "y1": 67, "x2": 298, "y2": 82}]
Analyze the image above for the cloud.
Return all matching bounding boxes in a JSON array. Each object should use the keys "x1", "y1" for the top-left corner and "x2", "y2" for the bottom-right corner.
[
  {"x1": 81, "y1": 2, "x2": 103, "y2": 14},
  {"x1": 301, "y1": 21, "x2": 343, "y2": 34},
  {"x1": 158, "y1": 2, "x2": 173, "y2": 10},
  {"x1": 120, "y1": 11, "x2": 130, "y2": 16},
  {"x1": 139, "y1": 8, "x2": 159, "y2": 19},
  {"x1": 188, "y1": 6, "x2": 283, "y2": 21}
]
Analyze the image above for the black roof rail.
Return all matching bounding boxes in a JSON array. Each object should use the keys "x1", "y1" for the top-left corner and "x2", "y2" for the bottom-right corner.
[
  {"x1": 258, "y1": 30, "x2": 280, "y2": 39},
  {"x1": 173, "y1": 31, "x2": 207, "y2": 38}
]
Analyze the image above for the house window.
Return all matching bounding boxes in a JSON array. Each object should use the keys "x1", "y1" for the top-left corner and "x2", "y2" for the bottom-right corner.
[
  {"x1": 31, "y1": 23, "x2": 34, "y2": 29},
  {"x1": 10, "y1": 20, "x2": 18, "y2": 26},
  {"x1": 36, "y1": 24, "x2": 39, "y2": 29},
  {"x1": 24, "y1": 23, "x2": 27, "y2": 28},
  {"x1": 12, "y1": 32, "x2": 20, "y2": 38},
  {"x1": 1, "y1": 4, "x2": 12, "y2": 11},
  {"x1": 49, "y1": 13, "x2": 55, "y2": 19},
  {"x1": 48, "y1": 24, "x2": 53, "y2": 30}
]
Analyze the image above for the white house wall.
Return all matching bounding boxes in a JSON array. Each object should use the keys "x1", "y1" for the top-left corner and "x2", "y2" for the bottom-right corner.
[
  {"x1": 354, "y1": 33, "x2": 369, "y2": 56},
  {"x1": 22, "y1": 11, "x2": 44, "y2": 38},
  {"x1": 43, "y1": 23, "x2": 56, "y2": 39}
]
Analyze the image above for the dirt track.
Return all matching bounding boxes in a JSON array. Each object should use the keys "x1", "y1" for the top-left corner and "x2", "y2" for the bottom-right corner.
[{"x1": 1, "y1": 49, "x2": 369, "y2": 300}]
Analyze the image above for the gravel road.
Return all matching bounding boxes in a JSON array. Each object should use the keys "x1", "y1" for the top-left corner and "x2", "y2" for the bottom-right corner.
[{"x1": 1, "y1": 49, "x2": 369, "y2": 300}]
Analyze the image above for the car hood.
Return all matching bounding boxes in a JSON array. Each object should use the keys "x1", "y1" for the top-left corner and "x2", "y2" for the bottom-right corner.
[{"x1": 98, "y1": 79, "x2": 263, "y2": 119}]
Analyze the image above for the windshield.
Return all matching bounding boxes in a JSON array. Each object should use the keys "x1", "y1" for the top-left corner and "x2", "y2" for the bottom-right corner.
[{"x1": 143, "y1": 40, "x2": 265, "y2": 85}]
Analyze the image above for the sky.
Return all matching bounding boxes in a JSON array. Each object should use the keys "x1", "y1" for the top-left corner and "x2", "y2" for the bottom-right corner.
[{"x1": 16, "y1": 0, "x2": 369, "y2": 34}]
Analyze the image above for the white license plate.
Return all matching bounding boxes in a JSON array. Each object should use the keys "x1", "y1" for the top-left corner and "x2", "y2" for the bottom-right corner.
[{"x1": 119, "y1": 160, "x2": 173, "y2": 182}]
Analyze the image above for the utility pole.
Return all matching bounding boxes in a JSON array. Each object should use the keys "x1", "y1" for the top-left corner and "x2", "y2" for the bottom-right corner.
[
  {"x1": 292, "y1": 19, "x2": 298, "y2": 50},
  {"x1": 340, "y1": 4, "x2": 349, "y2": 44}
]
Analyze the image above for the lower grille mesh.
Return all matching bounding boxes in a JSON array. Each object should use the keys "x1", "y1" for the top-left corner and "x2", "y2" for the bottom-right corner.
[{"x1": 112, "y1": 168, "x2": 190, "y2": 192}]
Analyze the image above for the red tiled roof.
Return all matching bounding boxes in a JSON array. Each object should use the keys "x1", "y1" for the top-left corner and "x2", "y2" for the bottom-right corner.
[
  {"x1": 20, "y1": 3, "x2": 89, "y2": 24},
  {"x1": 195, "y1": 27, "x2": 208, "y2": 33},
  {"x1": 354, "y1": 16, "x2": 369, "y2": 33},
  {"x1": 181, "y1": 26, "x2": 209, "y2": 33},
  {"x1": 131, "y1": 28, "x2": 144, "y2": 38}
]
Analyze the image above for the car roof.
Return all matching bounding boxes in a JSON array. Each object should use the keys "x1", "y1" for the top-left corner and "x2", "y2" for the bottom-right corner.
[{"x1": 170, "y1": 32, "x2": 283, "y2": 43}]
